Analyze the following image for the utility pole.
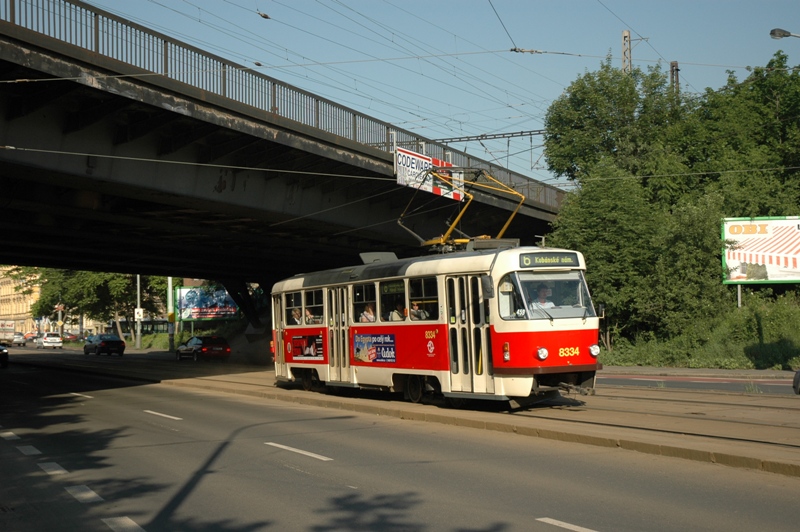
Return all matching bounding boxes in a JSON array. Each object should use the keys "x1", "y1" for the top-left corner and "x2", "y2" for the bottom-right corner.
[
  {"x1": 135, "y1": 274, "x2": 141, "y2": 349},
  {"x1": 622, "y1": 29, "x2": 648, "y2": 74},
  {"x1": 622, "y1": 30, "x2": 632, "y2": 74},
  {"x1": 670, "y1": 61, "x2": 680, "y2": 92}
]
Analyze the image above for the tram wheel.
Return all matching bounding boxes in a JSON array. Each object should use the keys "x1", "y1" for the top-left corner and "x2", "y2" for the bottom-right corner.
[
  {"x1": 444, "y1": 397, "x2": 467, "y2": 409},
  {"x1": 406, "y1": 375, "x2": 424, "y2": 403},
  {"x1": 301, "y1": 370, "x2": 319, "y2": 391}
]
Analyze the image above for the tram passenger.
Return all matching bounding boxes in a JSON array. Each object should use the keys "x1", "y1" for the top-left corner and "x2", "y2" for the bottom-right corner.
[
  {"x1": 359, "y1": 302, "x2": 376, "y2": 322},
  {"x1": 290, "y1": 308, "x2": 302, "y2": 325},
  {"x1": 529, "y1": 283, "x2": 556, "y2": 310},
  {"x1": 305, "y1": 308, "x2": 320, "y2": 324},
  {"x1": 389, "y1": 300, "x2": 406, "y2": 321},
  {"x1": 409, "y1": 301, "x2": 429, "y2": 320}
]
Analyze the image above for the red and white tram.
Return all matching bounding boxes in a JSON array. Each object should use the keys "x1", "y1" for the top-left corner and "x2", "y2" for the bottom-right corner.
[{"x1": 271, "y1": 241, "x2": 600, "y2": 403}]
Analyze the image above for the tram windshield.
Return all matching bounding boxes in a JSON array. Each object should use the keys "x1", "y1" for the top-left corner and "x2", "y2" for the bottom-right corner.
[{"x1": 498, "y1": 271, "x2": 596, "y2": 320}]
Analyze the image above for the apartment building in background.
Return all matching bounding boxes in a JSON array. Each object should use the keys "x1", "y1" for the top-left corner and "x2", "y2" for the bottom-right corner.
[{"x1": 0, "y1": 266, "x2": 40, "y2": 334}]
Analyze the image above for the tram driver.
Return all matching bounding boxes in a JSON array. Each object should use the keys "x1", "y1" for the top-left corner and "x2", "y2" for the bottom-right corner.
[{"x1": 529, "y1": 283, "x2": 556, "y2": 310}]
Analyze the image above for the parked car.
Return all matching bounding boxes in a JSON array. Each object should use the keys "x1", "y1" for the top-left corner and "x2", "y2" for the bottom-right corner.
[
  {"x1": 0, "y1": 344, "x2": 8, "y2": 368},
  {"x1": 793, "y1": 370, "x2": 800, "y2": 395},
  {"x1": 36, "y1": 332, "x2": 63, "y2": 349},
  {"x1": 176, "y1": 335, "x2": 231, "y2": 361},
  {"x1": 83, "y1": 334, "x2": 126, "y2": 356},
  {"x1": 61, "y1": 332, "x2": 78, "y2": 342},
  {"x1": 12, "y1": 332, "x2": 26, "y2": 346}
]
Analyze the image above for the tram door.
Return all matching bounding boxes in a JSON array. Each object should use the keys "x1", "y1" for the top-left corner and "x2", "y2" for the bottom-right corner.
[
  {"x1": 446, "y1": 275, "x2": 493, "y2": 395},
  {"x1": 273, "y1": 295, "x2": 288, "y2": 380},
  {"x1": 327, "y1": 287, "x2": 351, "y2": 383}
]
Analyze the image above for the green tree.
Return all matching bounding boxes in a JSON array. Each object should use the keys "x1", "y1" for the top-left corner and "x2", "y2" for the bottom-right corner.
[
  {"x1": 544, "y1": 58, "x2": 686, "y2": 186},
  {"x1": 6, "y1": 267, "x2": 166, "y2": 344},
  {"x1": 544, "y1": 51, "x2": 800, "y2": 358},
  {"x1": 547, "y1": 162, "x2": 661, "y2": 349}
]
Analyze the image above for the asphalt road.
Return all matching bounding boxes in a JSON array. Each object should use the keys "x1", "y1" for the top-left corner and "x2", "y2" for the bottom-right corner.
[{"x1": 2, "y1": 364, "x2": 799, "y2": 532}]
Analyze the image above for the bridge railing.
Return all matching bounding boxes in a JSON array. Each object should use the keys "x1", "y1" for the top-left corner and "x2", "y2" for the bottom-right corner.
[{"x1": 0, "y1": 0, "x2": 562, "y2": 210}]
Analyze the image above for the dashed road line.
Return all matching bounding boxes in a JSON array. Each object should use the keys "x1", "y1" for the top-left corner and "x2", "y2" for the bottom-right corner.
[
  {"x1": 1, "y1": 431, "x2": 20, "y2": 440},
  {"x1": 65, "y1": 485, "x2": 104, "y2": 503},
  {"x1": 17, "y1": 445, "x2": 41, "y2": 455},
  {"x1": 536, "y1": 517, "x2": 598, "y2": 532},
  {"x1": 265, "y1": 442, "x2": 333, "y2": 461},
  {"x1": 70, "y1": 392, "x2": 94, "y2": 399},
  {"x1": 143, "y1": 410, "x2": 182, "y2": 420},
  {"x1": 39, "y1": 462, "x2": 69, "y2": 475},
  {"x1": 102, "y1": 516, "x2": 146, "y2": 531}
]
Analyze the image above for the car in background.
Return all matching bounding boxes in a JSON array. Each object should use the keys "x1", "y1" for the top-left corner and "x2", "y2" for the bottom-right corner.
[
  {"x1": 0, "y1": 344, "x2": 8, "y2": 368},
  {"x1": 36, "y1": 332, "x2": 63, "y2": 349},
  {"x1": 12, "y1": 332, "x2": 26, "y2": 346},
  {"x1": 176, "y1": 335, "x2": 231, "y2": 361},
  {"x1": 61, "y1": 332, "x2": 78, "y2": 342},
  {"x1": 24, "y1": 331, "x2": 38, "y2": 340},
  {"x1": 793, "y1": 370, "x2": 800, "y2": 395},
  {"x1": 83, "y1": 334, "x2": 126, "y2": 356}
]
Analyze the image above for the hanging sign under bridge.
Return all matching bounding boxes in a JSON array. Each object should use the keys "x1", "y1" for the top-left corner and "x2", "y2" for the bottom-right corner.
[{"x1": 394, "y1": 147, "x2": 463, "y2": 200}]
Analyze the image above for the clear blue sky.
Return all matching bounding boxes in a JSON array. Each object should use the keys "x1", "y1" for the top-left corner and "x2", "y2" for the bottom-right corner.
[{"x1": 83, "y1": 0, "x2": 800, "y2": 188}]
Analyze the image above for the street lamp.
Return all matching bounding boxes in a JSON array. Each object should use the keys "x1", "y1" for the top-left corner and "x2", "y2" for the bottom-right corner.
[{"x1": 770, "y1": 28, "x2": 800, "y2": 39}]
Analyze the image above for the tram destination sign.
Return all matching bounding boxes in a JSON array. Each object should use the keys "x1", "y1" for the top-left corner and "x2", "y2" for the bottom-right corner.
[{"x1": 520, "y1": 252, "x2": 579, "y2": 268}]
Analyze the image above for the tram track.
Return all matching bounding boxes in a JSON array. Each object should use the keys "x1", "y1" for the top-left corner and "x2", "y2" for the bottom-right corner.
[
  {"x1": 495, "y1": 385, "x2": 800, "y2": 451},
  {"x1": 509, "y1": 407, "x2": 800, "y2": 450}
]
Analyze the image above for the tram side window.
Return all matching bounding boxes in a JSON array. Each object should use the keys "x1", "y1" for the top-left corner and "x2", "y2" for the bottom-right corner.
[
  {"x1": 498, "y1": 274, "x2": 524, "y2": 320},
  {"x1": 380, "y1": 280, "x2": 406, "y2": 321},
  {"x1": 409, "y1": 277, "x2": 438, "y2": 321},
  {"x1": 285, "y1": 291, "x2": 302, "y2": 325},
  {"x1": 304, "y1": 289, "x2": 323, "y2": 324},
  {"x1": 353, "y1": 283, "x2": 377, "y2": 323}
]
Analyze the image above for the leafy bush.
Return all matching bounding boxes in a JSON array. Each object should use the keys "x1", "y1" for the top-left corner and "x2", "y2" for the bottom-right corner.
[{"x1": 602, "y1": 290, "x2": 800, "y2": 369}]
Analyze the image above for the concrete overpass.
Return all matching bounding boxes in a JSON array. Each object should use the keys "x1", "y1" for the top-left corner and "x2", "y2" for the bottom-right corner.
[{"x1": 0, "y1": 0, "x2": 563, "y2": 322}]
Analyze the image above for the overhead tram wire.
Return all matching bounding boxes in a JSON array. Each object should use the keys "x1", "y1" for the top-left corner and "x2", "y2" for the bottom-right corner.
[{"x1": 432, "y1": 130, "x2": 545, "y2": 143}]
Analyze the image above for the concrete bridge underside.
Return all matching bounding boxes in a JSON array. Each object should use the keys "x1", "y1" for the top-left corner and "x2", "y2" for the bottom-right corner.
[{"x1": 0, "y1": 32, "x2": 556, "y2": 322}]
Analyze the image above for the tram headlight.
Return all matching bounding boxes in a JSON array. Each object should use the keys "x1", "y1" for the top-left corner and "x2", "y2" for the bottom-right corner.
[
  {"x1": 589, "y1": 344, "x2": 600, "y2": 358},
  {"x1": 536, "y1": 347, "x2": 549, "y2": 361}
]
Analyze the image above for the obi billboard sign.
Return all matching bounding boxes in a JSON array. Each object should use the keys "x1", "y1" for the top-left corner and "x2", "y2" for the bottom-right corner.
[
  {"x1": 394, "y1": 147, "x2": 463, "y2": 200},
  {"x1": 722, "y1": 217, "x2": 800, "y2": 284}
]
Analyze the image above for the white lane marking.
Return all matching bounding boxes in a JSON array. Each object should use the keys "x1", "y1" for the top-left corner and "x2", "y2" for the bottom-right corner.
[
  {"x1": 65, "y1": 485, "x2": 104, "y2": 503},
  {"x1": 17, "y1": 445, "x2": 41, "y2": 455},
  {"x1": 70, "y1": 392, "x2": 94, "y2": 399},
  {"x1": 39, "y1": 462, "x2": 68, "y2": 475},
  {"x1": 144, "y1": 410, "x2": 183, "y2": 421},
  {"x1": 102, "y1": 516, "x2": 146, "y2": 531},
  {"x1": 1, "y1": 431, "x2": 20, "y2": 440},
  {"x1": 536, "y1": 517, "x2": 599, "y2": 532},
  {"x1": 265, "y1": 442, "x2": 333, "y2": 461}
]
